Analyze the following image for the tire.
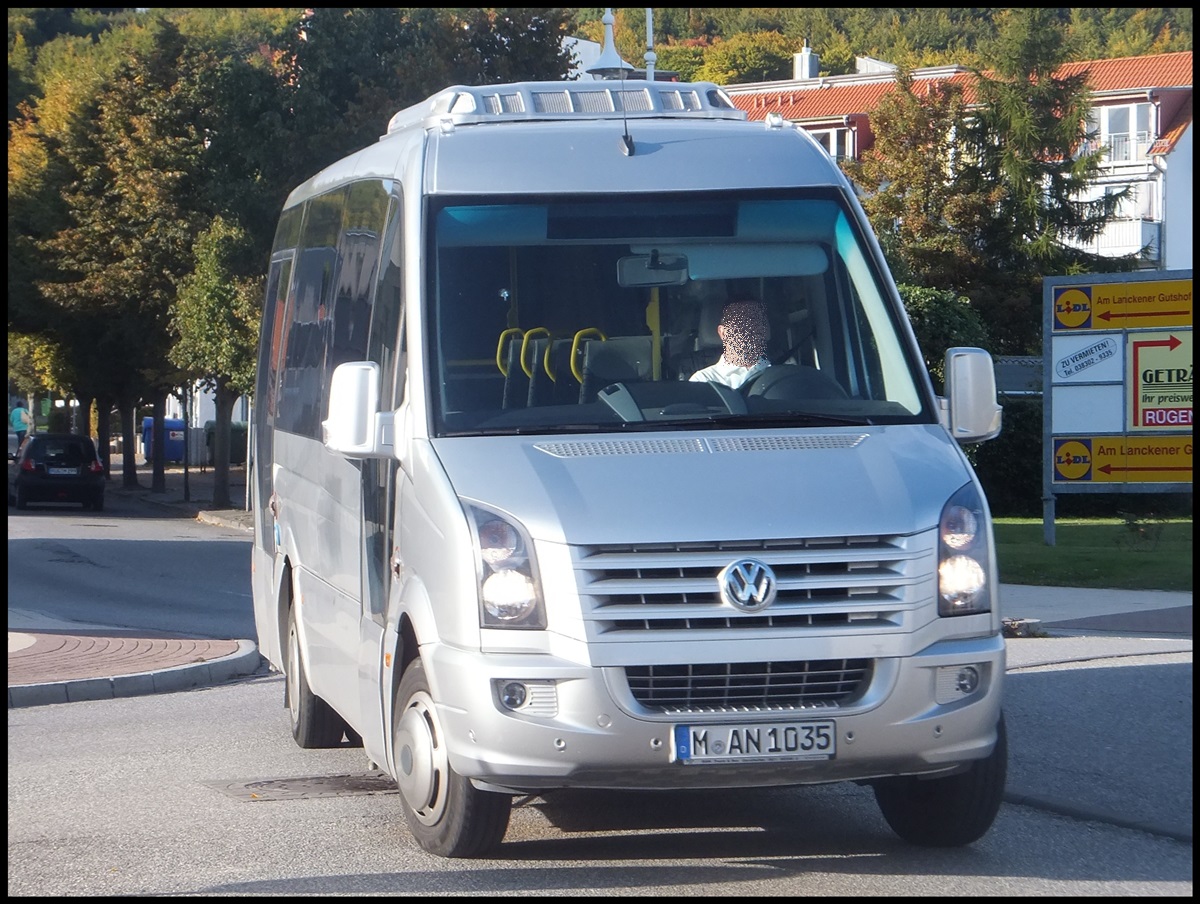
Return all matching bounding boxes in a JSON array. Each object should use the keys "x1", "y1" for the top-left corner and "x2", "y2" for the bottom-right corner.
[
  {"x1": 15, "y1": 486, "x2": 28, "y2": 510},
  {"x1": 285, "y1": 605, "x2": 350, "y2": 748},
  {"x1": 873, "y1": 713, "x2": 1007, "y2": 847},
  {"x1": 393, "y1": 658, "x2": 512, "y2": 857},
  {"x1": 92, "y1": 492, "x2": 104, "y2": 512}
]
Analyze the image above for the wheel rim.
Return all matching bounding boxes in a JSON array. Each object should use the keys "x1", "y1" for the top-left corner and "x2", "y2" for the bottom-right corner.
[
  {"x1": 286, "y1": 620, "x2": 301, "y2": 727},
  {"x1": 394, "y1": 689, "x2": 449, "y2": 826}
]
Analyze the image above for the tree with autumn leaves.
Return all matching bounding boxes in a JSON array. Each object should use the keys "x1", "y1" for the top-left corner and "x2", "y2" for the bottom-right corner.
[{"x1": 9, "y1": 8, "x2": 572, "y2": 506}]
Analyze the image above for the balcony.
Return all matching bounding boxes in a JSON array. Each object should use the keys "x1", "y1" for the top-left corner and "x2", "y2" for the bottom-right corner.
[
  {"x1": 1078, "y1": 132, "x2": 1154, "y2": 166},
  {"x1": 1062, "y1": 218, "x2": 1161, "y2": 264}
]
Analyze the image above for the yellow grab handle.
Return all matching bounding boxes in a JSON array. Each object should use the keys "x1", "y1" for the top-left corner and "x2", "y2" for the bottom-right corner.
[
  {"x1": 570, "y1": 328, "x2": 606, "y2": 384},
  {"x1": 496, "y1": 328, "x2": 524, "y2": 376},
  {"x1": 520, "y1": 327, "x2": 551, "y2": 378},
  {"x1": 646, "y1": 289, "x2": 662, "y2": 379}
]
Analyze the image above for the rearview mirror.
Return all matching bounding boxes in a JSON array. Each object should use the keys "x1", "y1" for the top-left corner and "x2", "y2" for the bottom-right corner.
[{"x1": 616, "y1": 251, "x2": 689, "y2": 288}]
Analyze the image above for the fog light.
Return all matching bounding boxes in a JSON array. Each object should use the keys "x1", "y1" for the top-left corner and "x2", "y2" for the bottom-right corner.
[
  {"x1": 935, "y1": 664, "x2": 984, "y2": 704},
  {"x1": 955, "y1": 666, "x2": 980, "y2": 693},
  {"x1": 499, "y1": 682, "x2": 528, "y2": 710}
]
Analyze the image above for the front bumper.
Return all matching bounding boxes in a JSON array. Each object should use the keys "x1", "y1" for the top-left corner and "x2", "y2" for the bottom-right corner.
[{"x1": 424, "y1": 632, "x2": 1005, "y2": 793}]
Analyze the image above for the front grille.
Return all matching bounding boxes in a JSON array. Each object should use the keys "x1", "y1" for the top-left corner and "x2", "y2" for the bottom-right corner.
[
  {"x1": 575, "y1": 534, "x2": 930, "y2": 636},
  {"x1": 626, "y1": 659, "x2": 871, "y2": 714}
]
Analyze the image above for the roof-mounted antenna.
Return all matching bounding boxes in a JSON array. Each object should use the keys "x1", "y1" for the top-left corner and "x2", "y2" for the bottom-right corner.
[{"x1": 586, "y1": 9, "x2": 635, "y2": 156}]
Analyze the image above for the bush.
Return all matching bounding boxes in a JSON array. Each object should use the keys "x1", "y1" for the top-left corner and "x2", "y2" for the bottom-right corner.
[
  {"x1": 898, "y1": 285, "x2": 991, "y2": 392},
  {"x1": 973, "y1": 397, "x2": 1043, "y2": 516}
]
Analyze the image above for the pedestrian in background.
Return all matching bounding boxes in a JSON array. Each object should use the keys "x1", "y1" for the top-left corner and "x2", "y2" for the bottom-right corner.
[{"x1": 10, "y1": 398, "x2": 34, "y2": 448}]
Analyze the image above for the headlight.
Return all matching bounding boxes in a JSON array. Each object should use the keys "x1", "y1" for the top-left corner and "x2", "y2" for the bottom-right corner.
[
  {"x1": 937, "y1": 483, "x2": 992, "y2": 616},
  {"x1": 465, "y1": 502, "x2": 546, "y2": 629}
]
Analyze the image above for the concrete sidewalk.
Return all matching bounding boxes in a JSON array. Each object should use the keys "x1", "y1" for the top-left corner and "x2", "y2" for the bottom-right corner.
[{"x1": 9, "y1": 460, "x2": 261, "y2": 707}]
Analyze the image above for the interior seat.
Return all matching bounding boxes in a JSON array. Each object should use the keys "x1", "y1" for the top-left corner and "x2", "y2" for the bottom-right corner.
[
  {"x1": 579, "y1": 336, "x2": 655, "y2": 402},
  {"x1": 525, "y1": 334, "x2": 554, "y2": 406},
  {"x1": 668, "y1": 297, "x2": 725, "y2": 379},
  {"x1": 498, "y1": 329, "x2": 529, "y2": 409}
]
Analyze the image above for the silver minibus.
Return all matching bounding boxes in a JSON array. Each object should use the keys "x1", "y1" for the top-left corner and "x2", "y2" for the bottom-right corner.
[{"x1": 251, "y1": 76, "x2": 1006, "y2": 858}]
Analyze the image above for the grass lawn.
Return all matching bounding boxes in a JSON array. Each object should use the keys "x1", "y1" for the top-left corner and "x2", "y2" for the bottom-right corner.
[{"x1": 993, "y1": 516, "x2": 1192, "y2": 591}]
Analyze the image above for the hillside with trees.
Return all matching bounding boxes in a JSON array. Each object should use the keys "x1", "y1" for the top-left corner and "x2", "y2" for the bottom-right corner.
[{"x1": 568, "y1": 8, "x2": 1191, "y2": 81}]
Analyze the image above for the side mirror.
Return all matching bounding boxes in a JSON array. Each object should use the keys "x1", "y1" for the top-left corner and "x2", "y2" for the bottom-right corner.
[
  {"x1": 942, "y1": 347, "x2": 1002, "y2": 443},
  {"x1": 322, "y1": 362, "x2": 394, "y2": 458}
]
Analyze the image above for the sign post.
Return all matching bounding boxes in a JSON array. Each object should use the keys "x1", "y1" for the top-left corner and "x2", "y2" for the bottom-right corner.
[{"x1": 1042, "y1": 270, "x2": 1192, "y2": 544}]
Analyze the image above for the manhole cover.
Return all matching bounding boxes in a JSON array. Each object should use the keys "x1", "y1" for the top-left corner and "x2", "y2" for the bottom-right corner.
[{"x1": 205, "y1": 771, "x2": 398, "y2": 801}]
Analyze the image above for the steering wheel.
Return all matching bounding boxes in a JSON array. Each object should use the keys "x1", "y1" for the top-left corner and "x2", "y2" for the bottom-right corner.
[{"x1": 742, "y1": 364, "x2": 848, "y2": 400}]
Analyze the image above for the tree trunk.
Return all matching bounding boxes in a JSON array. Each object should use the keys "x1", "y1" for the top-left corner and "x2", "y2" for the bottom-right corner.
[
  {"x1": 150, "y1": 393, "x2": 166, "y2": 493},
  {"x1": 95, "y1": 395, "x2": 113, "y2": 478},
  {"x1": 118, "y1": 398, "x2": 140, "y2": 488},
  {"x1": 211, "y1": 383, "x2": 239, "y2": 509}
]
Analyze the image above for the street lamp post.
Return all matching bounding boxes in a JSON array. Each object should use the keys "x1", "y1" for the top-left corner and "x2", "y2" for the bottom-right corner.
[{"x1": 644, "y1": 8, "x2": 656, "y2": 82}]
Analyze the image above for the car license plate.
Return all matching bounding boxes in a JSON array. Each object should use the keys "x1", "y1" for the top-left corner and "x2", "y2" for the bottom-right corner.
[
  {"x1": 48, "y1": 467, "x2": 78, "y2": 476},
  {"x1": 673, "y1": 720, "x2": 836, "y2": 764}
]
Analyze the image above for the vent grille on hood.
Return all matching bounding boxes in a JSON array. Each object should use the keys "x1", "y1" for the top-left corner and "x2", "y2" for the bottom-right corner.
[{"x1": 534, "y1": 434, "x2": 867, "y2": 458}]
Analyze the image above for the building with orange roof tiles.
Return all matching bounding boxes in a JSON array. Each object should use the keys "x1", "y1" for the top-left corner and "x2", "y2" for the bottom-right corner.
[{"x1": 725, "y1": 48, "x2": 1192, "y2": 271}]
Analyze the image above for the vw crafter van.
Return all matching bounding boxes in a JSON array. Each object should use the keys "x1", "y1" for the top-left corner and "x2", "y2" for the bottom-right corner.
[{"x1": 251, "y1": 76, "x2": 1007, "y2": 858}]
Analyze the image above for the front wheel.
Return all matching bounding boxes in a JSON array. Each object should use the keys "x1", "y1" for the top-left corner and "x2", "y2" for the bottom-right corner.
[
  {"x1": 285, "y1": 605, "x2": 350, "y2": 748},
  {"x1": 393, "y1": 658, "x2": 512, "y2": 857},
  {"x1": 873, "y1": 714, "x2": 1007, "y2": 847}
]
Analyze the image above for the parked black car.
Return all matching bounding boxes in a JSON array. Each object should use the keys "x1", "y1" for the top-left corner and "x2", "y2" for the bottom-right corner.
[{"x1": 8, "y1": 432, "x2": 105, "y2": 511}]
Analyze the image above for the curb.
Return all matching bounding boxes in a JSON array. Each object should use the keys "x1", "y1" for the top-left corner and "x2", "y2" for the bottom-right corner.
[
  {"x1": 196, "y1": 510, "x2": 254, "y2": 532},
  {"x1": 8, "y1": 639, "x2": 265, "y2": 709}
]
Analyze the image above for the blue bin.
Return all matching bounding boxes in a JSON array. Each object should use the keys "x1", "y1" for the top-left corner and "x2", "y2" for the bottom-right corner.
[{"x1": 142, "y1": 417, "x2": 187, "y2": 463}]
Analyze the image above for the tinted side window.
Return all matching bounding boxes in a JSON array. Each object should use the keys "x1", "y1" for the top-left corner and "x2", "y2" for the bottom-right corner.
[
  {"x1": 280, "y1": 189, "x2": 346, "y2": 437},
  {"x1": 329, "y1": 180, "x2": 389, "y2": 374},
  {"x1": 259, "y1": 204, "x2": 304, "y2": 428}
]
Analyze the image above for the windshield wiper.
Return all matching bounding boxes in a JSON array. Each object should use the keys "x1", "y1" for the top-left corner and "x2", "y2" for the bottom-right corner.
[
  {"x1": 443, "y1": 423, "x2": 611, "y2": 437},
  {"x1": 709, "y1": 411, "x2": 873, "y2": 428}
]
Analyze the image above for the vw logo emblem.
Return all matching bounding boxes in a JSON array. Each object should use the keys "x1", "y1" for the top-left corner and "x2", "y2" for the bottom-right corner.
[{"x1": 717, "y1": 558, "x2": 777, "y2": 612}]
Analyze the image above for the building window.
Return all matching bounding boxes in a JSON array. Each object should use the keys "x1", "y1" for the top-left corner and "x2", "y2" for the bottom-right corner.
[
  {"x1": 1087, "y1": 103, "x2": 1154, "y2": 162},
  {"x1": 809, "y1": 127, "x2": 851, "y2": 160}
]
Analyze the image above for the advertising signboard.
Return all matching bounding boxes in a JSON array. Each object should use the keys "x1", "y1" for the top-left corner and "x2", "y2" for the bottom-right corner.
[{"x1": 1042, "y1": 270, "x2": 1192, "y2": 543}]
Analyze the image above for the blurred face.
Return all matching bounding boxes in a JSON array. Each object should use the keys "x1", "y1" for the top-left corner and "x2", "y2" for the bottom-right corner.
[{"x1": 717, "y1": 300, "x2": 768, "y2": 367}]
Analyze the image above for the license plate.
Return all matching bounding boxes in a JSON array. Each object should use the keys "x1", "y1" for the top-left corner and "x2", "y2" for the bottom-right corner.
[
  {"x1": 47, "y1": 467, "x2": 78, "y2": 476},
  {"x1": 673, "y1": 720, "x2": 836, "y2": 764}
]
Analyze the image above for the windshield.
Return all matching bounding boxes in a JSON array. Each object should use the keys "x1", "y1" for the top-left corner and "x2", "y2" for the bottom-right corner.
[{"x1": 428, "y1": 192, "x2": 930, "y2": 436}]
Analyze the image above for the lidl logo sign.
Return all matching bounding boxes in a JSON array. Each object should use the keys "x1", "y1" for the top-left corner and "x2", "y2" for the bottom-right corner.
[
  {"x1": 1053, "y1": 438, "x2": 1092, "y2": 480},
  {"x1": 1053, "y1": 287, "x2": 1093, "y2": 330}
]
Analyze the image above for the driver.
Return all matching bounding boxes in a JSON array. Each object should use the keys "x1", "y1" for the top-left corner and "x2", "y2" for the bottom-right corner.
[{"x1": 689, "y1": 298, "x2": 770, "y2": 390}]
